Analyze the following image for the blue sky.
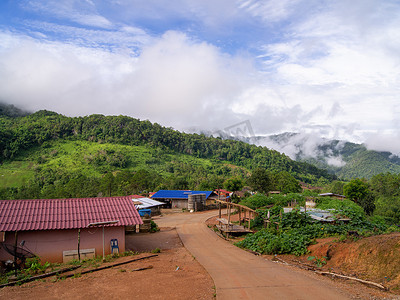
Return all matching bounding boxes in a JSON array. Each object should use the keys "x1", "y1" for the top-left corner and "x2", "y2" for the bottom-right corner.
[{"x1": 1, "y1": 0, "x2": 400, "y2": 155}]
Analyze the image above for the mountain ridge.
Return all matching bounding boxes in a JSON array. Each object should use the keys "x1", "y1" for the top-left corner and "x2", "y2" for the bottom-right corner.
[{"x1": 251, "y1": 132, "x2": 400, "y2": 179}]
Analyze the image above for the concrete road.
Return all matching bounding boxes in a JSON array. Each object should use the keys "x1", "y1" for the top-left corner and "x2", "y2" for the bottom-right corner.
[{"x1": 156, "y1": 210, "x2": 351, "y2": 300}]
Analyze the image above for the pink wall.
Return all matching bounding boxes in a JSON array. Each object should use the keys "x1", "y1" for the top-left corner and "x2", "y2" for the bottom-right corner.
[{"x1": 0, "y1": 226, "x2": 125, "y2": 263}]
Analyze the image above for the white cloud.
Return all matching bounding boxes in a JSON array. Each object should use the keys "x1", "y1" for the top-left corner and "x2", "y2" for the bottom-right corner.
[
  {"x1": 0, "y1": 31, "x2": 136, "y2": 115},
  {"x1": 23, "y1": 20, "x2": 150, "y2": 52},
  {"x1": 257, "y1": 132, "x2": 347, "y2": 167},
  {"x1": 326, "y1": 156, "x2": 346, "y2": 168},
  {"x1": 237, "y1": 0, "x2": 301, "y2": 22},
  {"x1": 23, "y1": 0, "x2": 113, "y2": 28},
  {"x1": 364, "y1": 133, "x2": 400, "y2": 156},
  {"x1": 256, "y1": 0, "x2": 400, "y2": 142},
  {"x1": 0, "y1": 30, "x2": 255, "y2": 130},
  {"x1": 1, "y1": 0, "x2": 400, "y2": 156}
]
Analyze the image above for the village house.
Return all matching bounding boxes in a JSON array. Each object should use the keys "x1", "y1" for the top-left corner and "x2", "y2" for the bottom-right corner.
[
  {"x1": 214, "y1": 189, "x2": 232, "y2": 201},
  {"x1": 151, "y1": 190, "x2": 217, "y2": 209},
  {"x1": 0, "y1": 196, "x2": 143, "y2": 263}
]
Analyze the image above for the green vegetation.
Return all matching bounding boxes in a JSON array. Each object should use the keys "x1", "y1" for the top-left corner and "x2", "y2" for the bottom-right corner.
[
  {"x1": 0, "y1": 250, "x2": 140, "y2": 285},
  {"x1": 307, "y1": 256, "x2": 327, "y2": 267},
  {"x1": 299, "y1": 139, "x2": 400, "y2": 180},
  {"x1": 223, "y1": 176, "x2": 244, "y2": 192},
  {"x1": 150, "y1": 220, "x2": 160, "y2": 233},
  {"x1": 0, "y1": 110, "x2": 334, "y2": 199},
  {"x1": 247, "y1": 168, "x2": 271, "y2": 193},
  {"x1": 369, "y1": 173, "x2": 400, "y2": 224},
  {"x1": 343, "y1": 178, "x2": 375, "y2": 215},
  {"x1": 236, "y1": 172, "x2": 400, "y2": 256},
  {"x1": 0, "y1": 103, "x2": 29, "y2": 118},
  {"x1": 0, "y1": 139, "x2": 250, "y2": 199},
  {"x1": 240, "y1": 193, "x2": 305, "y2": 210},
  {"x1": 322, "y1": 174, "x2": 400, "y2": 224},
  {"x1": 236, "y1": 201, "x2": 392, "y2": 256}
]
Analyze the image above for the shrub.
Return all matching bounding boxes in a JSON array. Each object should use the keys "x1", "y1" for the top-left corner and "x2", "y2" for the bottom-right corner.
[
  {"x1": 150, "y1": 220, "x2": 160, "y2": 233},
  {"x1": 236, "y1": 200, "x2": 392, "y2": 256},
  {"x1": 239, "y1": 194, "x2": 273, "y2": 210}
]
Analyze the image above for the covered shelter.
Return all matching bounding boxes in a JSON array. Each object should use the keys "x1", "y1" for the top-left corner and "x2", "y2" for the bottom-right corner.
[
  {"x1": 318, "y1": 193, "x2": 346, "y2": 200},
  {"x1": 151, "y1": 190, "x2": 216, "y2": 209},
  {"x1": 0, "y1": 196, "x2": 142, "y2": 263},
  {"x1": 214, "y1": 200, "x2": 256, "y2": 237},
  {"x1": 132, "y1": 197, "x2": 165, "y2": 215}
]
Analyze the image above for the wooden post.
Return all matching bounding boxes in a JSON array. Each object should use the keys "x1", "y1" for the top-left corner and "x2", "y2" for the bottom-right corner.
[
  {"x1": 77, "y1": 229, "x2": 81, "y2": 261},
  {"x1": 218, "y1": 201, "x2": 221, "y2": 218},
  {"x1": 304, "y1": 199, "x2": 307, "y2": 215},
  {"x1": 102, "y1": 226, "x2": 105, "y2": 261},
  {"x1": 227, "y1": 203, "x2": 231, "y2": 225},
  {"x1": 14, "y1": 231, "x2": 18, "y2": 276},
  {"x1": 239, "y1": 208, "x2": 242, "y2": 225}
]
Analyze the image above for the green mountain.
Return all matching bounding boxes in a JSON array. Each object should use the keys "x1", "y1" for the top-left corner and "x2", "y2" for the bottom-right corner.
[
  {"x1": 262, "y1": 133, "x2": 400, "y2": 180},
  {"x1": 0, "y1": 110, "x2": 334, "y2": 199},
  {"x1": 0, "y1": 102, "x2": 30, "y2": 118}
]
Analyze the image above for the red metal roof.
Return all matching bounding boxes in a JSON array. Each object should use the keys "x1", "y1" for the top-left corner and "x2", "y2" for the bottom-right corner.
[
  {"x1": 0, "y1": 196, "x2": 143, "y2": 231},
  {"x1": 215, "y1": 189, "x2": 231, "y2": 194}
]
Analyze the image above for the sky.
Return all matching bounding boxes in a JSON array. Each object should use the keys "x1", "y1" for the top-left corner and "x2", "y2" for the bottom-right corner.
[{"x1": 1, "y1": 0, "x2": 400, "y2": 155}]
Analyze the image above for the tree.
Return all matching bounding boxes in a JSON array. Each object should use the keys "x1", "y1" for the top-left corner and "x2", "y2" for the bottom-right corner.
[
  {"x1": 325, "y1": 180, "x2": 346, "y2": 195},
  {"x1": 171, "y1": 176, "x2": 189, "y2": 190},
  {"x1": 343, "y1": 178, "x2": 375, "y2": 215},
  {"x1": 248, "y1": 168, "x2": 271, "y2": 193},
  {"x1": 272, "y1": 171, "x2": 302, "y2": 194},
  {"x1": 223, "y1": 176, "x2": 244, "y2": 192},
  {"x1": 198, "y1": 175, "x2": 224, "y2": 191},
  {"x1": 374, "y1": 196, "x2": 400, "y2": 223},
  {"x1": 101, "y1": 172, "x2": 116, "y2": 197},
  {"x1": 369, "y1": 173, "x2": 400, "y2": 197}
]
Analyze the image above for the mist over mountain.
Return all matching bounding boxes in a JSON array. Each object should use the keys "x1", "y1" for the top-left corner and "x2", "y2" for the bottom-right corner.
[
  {"x1": 192, "y1": 127, "x2": 400, "y2": 180},
  {"x1": 0, "y1": 102, "x2": 31, "y2": 118},
  {"x1": 255, "y1": 133, "x2": 400, "y2": 179}
]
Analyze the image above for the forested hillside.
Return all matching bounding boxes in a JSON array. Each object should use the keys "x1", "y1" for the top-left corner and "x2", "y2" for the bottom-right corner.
[
  {"x1": 0, "y1": 108, "x2": 334, "y2": 199},
  {"x1": 261, "y1": 133, "x2": 400, "y2": 179}
]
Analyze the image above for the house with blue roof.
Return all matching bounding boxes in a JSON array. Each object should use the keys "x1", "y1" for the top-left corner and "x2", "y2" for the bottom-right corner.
[{"x1": 151, "y1": 190, "x2": 217, "y2": 209}]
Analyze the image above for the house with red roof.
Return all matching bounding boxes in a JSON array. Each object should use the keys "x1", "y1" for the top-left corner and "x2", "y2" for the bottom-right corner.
[
  {"x1": 214, "y1": 189, "x2": 232, "y2": 200},
  {"x1": 0, "y1": 196, "x2": 143, "y2": 263}
]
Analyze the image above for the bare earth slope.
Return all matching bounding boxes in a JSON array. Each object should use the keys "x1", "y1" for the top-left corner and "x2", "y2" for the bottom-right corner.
[{"x1": 305, "y1": 233, "x2": 400, "y2": 292}]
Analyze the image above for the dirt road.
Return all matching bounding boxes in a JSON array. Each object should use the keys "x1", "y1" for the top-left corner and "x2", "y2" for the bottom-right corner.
[{"x1": 155, "y1": 210, "x2": 352, "y2": 300}]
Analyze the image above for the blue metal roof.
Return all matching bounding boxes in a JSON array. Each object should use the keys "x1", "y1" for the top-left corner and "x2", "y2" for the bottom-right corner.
[{"x1": 151, "y1": 190, "x2": 213, "y2": 199}]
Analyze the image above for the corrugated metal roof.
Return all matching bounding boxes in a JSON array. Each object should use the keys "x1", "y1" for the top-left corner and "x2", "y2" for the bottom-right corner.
[
  {"x1": 151, "y1": 190, "x2": 213, "y2": 199},
  {"x1": 319, "y1": 193, "x2": 346, "y2": 198},
  {"x1": 215, "y1": 189, "x2": 232, "y2": 194},
  {"x1": 133, "y1": 197, "x2": 165, "y2": 209},
  {"x1": 0, "y1": 196, "x2": 143, "y2": 231}
]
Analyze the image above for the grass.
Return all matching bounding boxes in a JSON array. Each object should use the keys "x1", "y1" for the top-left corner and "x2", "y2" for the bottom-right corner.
[
  {"x1": 0, "y1": 161, "x2": 35, "y2": 188},
  {"x1": 0, "y1": 139, "x2": 242, "y2": 189}
]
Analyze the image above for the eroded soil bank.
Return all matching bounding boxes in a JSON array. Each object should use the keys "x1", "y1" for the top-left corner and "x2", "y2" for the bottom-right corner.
[{"x1": 296, "y1": 233, "x2": 400, "y2": 293}]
